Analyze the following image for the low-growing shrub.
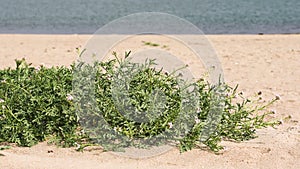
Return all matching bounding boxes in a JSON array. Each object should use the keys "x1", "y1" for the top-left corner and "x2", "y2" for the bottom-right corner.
[{"x1": 0, "y1": 53, "x2": 279, "y2": 152}]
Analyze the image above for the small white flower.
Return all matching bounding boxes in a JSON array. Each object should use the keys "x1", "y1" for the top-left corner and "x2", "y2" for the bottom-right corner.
[
  {"x1": 168, "y1": 122, "x2": 173, "y2": 129},
  {"x1": 66, "y1": 94, "x2": 73, "y2": 101},
  {"x1": 0, "y1": 99, "x2": 4, "y2": 103},
  {"x1": 1, "y1": 80, "x2": 6, "y2": 83},
  {"x1": 74, "y1": 142, "x2": 80, "y2": 149},
  {"x1": 2, "y1": 105, "x2": 5, "y2": 109},
  {"x1": 113, "y1": 127, "x2": 122, "y2": 132},
  {"x1": 195, "y1": 116, "x2": 200, "y2": 124}
]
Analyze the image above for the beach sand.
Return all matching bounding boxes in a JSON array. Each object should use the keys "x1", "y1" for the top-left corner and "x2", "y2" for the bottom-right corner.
[{"x1": 0, "y1": 34, "x2": 299, "y2": 169}]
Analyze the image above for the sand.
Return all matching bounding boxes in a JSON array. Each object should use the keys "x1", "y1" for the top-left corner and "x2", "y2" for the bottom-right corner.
[{"x1": 0, "y1": 34, "x2": 299, "y2": 169}]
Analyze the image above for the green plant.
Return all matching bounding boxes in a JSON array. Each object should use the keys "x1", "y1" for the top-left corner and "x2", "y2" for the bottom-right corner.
[
  {"x1": 179, "y1": 84, "x2": 279, "y2": 152},
  {"x1": 142, "y1": 41, "x2": 160, "y2": 47},
  {"x1": 0, "y1": 145, "x2": 11, "y2": 150},
  {"x1": 0, "y1": 59, "x2": 82, "y2": 147},
  {"x1": 0, "y1": 53, "x2": 280, "y2": 153}
]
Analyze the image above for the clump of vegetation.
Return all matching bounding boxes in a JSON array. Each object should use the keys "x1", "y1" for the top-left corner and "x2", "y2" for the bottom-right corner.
[
  {"x1": 0, "y1": 59, "x2": 80, "y2": 147},
  {"x1": 142, "y1": 41, "x2": 160, "y2": 47},
  {"x1": 0, "y1": 52, "x2": 280, "y2": 153}
]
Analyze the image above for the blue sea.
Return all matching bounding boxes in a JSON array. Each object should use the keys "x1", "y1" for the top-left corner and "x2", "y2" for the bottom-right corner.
[{"x1": 0, "y1": 0, "x2": 299, "y2": 34}]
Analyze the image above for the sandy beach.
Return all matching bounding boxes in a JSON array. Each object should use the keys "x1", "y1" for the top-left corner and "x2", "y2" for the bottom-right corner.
[{"x1": 0, "y1": 34, "x2": 299, "y2": 169}]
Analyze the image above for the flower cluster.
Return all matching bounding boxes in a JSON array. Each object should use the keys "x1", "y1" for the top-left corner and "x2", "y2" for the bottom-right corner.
[{"x1": 66, "y1": 94, "x2": 74, "y2": 101}]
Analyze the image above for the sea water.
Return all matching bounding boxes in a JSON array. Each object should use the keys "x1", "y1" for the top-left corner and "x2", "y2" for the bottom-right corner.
[{"x1": 0, "y1": 0, "x2": 299, "y2": 34}]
